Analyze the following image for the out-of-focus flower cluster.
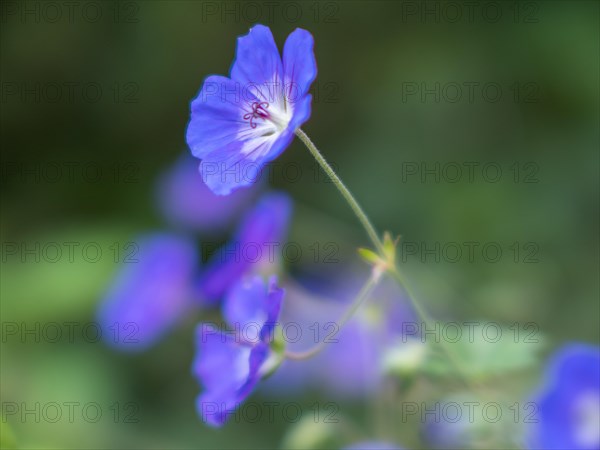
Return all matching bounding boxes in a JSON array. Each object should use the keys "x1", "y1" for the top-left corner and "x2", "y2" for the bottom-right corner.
[{"x1": 96, "y1": 23, "x2": 600, "y2": 450}]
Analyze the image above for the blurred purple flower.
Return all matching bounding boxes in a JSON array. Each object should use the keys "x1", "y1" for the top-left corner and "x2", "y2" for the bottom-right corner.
[
  {"x1": 156, "y1": 154, "x2": 258, "y2": 233},
  {"x1": 527, "y1": 343, "x2": 600, "y2": 450},
  {"x1": 421, "y1": 394, "x2": 482, "y2": 450},
  {"x1": 344, "y1": 442, "x2": 403, "y2": 450},
  {"x1": 262, "y1": 267, "x2": 417, "y2": 397},
  {"x1": 186, "y1": 24, "x2": 317, "y2": 195},
  {"x1": 192, "y1": 276, "x2": 284, "y2": 426},
  {"x1": 197, "y1": 191, "x2": 292, "y2": 304},
  {"x1": 97, "y1": 233, "x2": 199, "y2": 351}
]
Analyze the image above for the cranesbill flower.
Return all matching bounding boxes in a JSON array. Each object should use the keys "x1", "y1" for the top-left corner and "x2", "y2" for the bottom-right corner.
[
  {"x1": 97, "y1": 233, "x2": 198, "y2": 350},
  {"x1": 422, "y1": 393, "x2": 486, "y2": 450},
  {"x1": 527, "y1": 343, "x2": 600, "y2": 450},
  {"x1": 192, "y1": 276, "x2": 284, "y2": 427},
  {"x1": 197, "y1": 191, "x2": 292, "y2": 303},
  {"x1": 262, "y1": 267, "x2": 417, "y2": 397},
  {"x1": 344, "y1": 442, "x2": 404, "y2": 450},
  {"x1": 186, "y1": 24, "x2": 317, "y2": 195},
  {"x1": 156, "y1": 153, "x2": 258, "y2": 233}
]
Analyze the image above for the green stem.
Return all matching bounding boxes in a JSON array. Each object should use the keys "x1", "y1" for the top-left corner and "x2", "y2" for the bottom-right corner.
[
  {"x1": 295, "y1": 128, "x2": 384, "y2": 254},
  {"x1": 285, "y1": 276, "x2": 378, "y2": 361},
  {"x1": 295, "y1": 129, "x2": 479, "y2": 392},
  {"x1": 388, "y1": 267, "x2": 480, "y2": 392}
]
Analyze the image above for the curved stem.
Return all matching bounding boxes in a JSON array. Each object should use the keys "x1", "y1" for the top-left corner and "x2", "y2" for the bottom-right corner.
[
  {"x1": 295, "y1": 128, "x2": 384, "y2": 255},
  {"x1": 285, "y1": 276, "x2": 378, "y2": 361},
  {"x1": 388, "y1": 266, "x2": 482, "y2": 392},
  {"x1": 295, "y1": 129, "x2": 481, "y2": 392}
]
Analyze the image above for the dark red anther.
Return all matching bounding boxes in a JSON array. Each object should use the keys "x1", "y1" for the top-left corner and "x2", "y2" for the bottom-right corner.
[{"x1": 243, "y1": 102, "x2": 270, "y2": 129}]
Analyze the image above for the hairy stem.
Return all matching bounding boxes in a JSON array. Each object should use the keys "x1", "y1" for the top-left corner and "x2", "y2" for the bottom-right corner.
[
  {"x1": 295, "y1": 129, "x2": 479, "y2": 391},
  {"x1": 295, "y1": 128, "x2": 384, "y2": 254},
  {"x1": 285, "y1": 276, "x2": 378, "y2": 361}
]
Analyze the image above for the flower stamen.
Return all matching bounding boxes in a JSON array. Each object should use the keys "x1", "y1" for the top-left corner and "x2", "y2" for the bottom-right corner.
[{"x1": 243, "y1": 102, "x2": 270, "y2": 129}]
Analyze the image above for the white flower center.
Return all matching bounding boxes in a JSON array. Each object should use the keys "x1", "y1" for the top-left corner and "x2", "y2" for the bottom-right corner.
[
  {"x1": 235, "y1": 81, "x2": 293, "y2": 160},
  {"x1": 240, "y1": 80, "x2": 291, "y2": 136}
]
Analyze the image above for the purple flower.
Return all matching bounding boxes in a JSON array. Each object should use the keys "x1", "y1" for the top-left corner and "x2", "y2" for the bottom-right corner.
[
  {"x1": 97, "y1": 233, "x2": 199, "y2": 351},
  {"x1": 527, "y1": 343, "x2": 600, "y2": 450},
  {"x1": 262, "y1": 267, "x2": 417, "y2": 397},
  {"x1": 197, "y1": 191, "x2": 292, "y2": 304},
  {"x1": 156, "y1": 153, "x2": 258, "y2": 233},
  {"x1": 344, "y1": 442, "x2": 404, "y2": 450},
  {"x1": 186, "y1": 24, "x2": 317, "y2": 195},
  {"x1": 421, "y1": 394, "x2": 483, "y2": 450},
  {"x1": 192, "y1": 276, "x2": 284, "y2": 426}
]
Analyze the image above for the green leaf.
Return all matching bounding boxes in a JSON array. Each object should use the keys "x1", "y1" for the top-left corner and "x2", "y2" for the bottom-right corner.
[
  {"x1": 357, "y1": 247, "x2": 381, "y2": 265},
  {"x1": 281, "y1": 415, "x2": 341, "y2": 449},
  {"x1": 419, "y1": 323, "x2": 544, "y2": 380}
]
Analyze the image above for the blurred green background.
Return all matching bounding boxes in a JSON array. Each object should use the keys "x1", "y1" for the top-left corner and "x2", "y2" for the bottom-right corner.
[{"x1": 1, "y1": 1, "x2": 598, "y2": 448}]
